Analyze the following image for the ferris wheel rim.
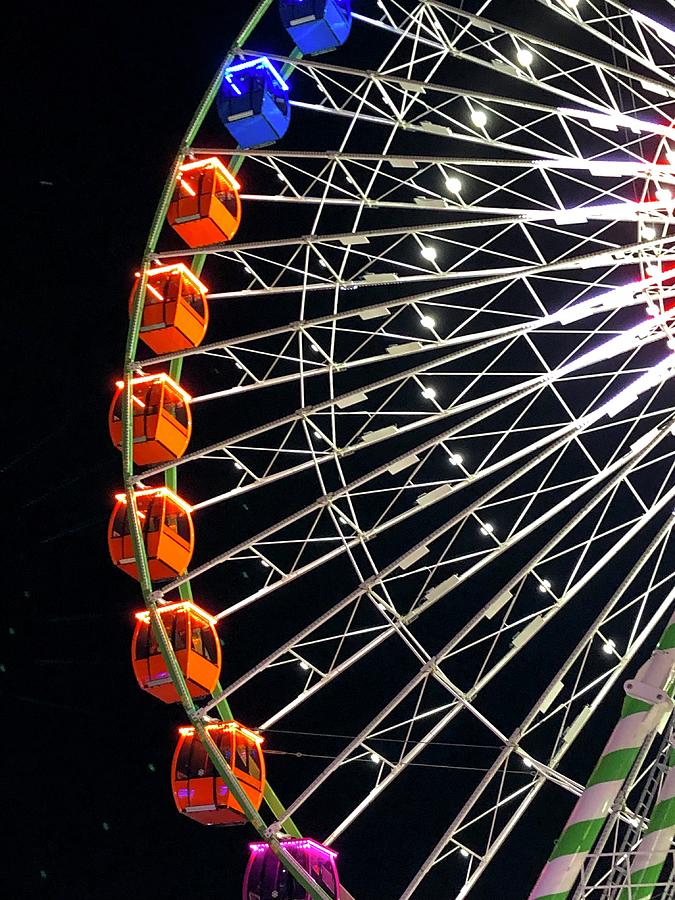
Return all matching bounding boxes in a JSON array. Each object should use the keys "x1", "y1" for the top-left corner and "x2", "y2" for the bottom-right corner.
[{"x1": 118, "y1": 2, "x2": 675, "y2": 898}]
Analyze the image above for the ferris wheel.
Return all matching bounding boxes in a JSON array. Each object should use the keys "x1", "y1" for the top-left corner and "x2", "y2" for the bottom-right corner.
[{"x1": 109, "y1": 1, "x2": 675, "y2": 897}]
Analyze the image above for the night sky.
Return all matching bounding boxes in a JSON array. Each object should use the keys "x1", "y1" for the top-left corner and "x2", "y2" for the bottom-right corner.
[{"x1": 5, "y1": 2, "x2": 673, "y2": 899}]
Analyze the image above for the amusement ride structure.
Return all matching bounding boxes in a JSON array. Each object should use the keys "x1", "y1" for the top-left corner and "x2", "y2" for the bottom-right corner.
[{"x1": 109, "y1": 1, "x2": 675, "y2": 896}]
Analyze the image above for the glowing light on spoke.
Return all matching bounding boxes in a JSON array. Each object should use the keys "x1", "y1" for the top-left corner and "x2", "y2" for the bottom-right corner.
[
  {"x1": 445, "y1": 176, "x2": 462, "y2": 193},
  {"x1": 420, "y1": 315, "x2": 436, "y2": 329},
  {"x1": 420, "y1": 246, "x2": 437, "y2": 262},
  {"x1": 480, "y1": 522, "x2": 494, "y2": 536},
  {"x1": 421, "y1": 386, "x2": 437, "y2": 400},
  {"x1": 599, "y1": 353, "x2": 675, "y2": 418},
  {"x1": 470, "y1": 109, "x2": 488, "y2": 128},
  {"x1": 517, "y1": 48, "x2": 533, "y2": 67},
  {"x1": 602, "y1": 639, "x2": 616, "y2": 655}
]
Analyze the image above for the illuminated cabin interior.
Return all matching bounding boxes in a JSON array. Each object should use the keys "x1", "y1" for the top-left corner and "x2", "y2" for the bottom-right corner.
[
  {"x1": 131, "y1": 601, "x2": 220, "y2": 703},
  {"x1": 109, "y1": 373, "x2": 192, "y2": 465},
  {"x1": 108, "y1": 487, "x2": 194, "y2": 582},
  {"x1": 167, "y1": 157, "x2": 242, "y2": 248},
  {"x1": 244, "y1": 838, "x2": 340, "y2": 900},
  {"x1": 172, "y1": 721, "x2": 265, "y2": 825},
  {"x1": 133, "y1": 263, "x2": 209, "y2": 355},
  {"x1": 279, "y1": 0, "x2": 352, "y2": 55},
  {"x1": 217, "y1": 57, "x2": 291, "y2": 148}
]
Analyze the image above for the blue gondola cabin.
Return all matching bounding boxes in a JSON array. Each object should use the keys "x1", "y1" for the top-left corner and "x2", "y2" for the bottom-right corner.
[
  {"x1": 279, "y1": 0, "x2": 352, "y2": 55},
  {"x1": 217, "y1": 57, "x2": 291, "y2": 149}
]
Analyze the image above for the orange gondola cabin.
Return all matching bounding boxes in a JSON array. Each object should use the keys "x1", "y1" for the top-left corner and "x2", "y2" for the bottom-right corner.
[
  {"x1": 109, "y1": 373, "x2": 192, "y2": 465},
  {"x1": 108, "y1": 487, "x2": 194, "y2": 581},
  {"x1": 172, "y1": 722, "x2": 265, "y2": 825},
  {"x1": 167, "y1": 157, "x2": 242, "y2": 247},
  {"x1": 133, "y1": 263, "x2": 209, "y2": 355},
  {"x1": 132, "y1": 601, "x2": 221, "y2": 703}
]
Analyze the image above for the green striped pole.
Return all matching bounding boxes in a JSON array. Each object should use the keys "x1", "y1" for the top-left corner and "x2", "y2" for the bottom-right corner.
[
  {"x1": 529, "y1": 610, "x2": 675, "y2": 900},
  {"x1": 618, "y1": 741, "x2": 675, "y2": 900}
]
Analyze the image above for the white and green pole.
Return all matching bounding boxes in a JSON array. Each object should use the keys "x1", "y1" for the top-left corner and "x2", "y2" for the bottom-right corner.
[
  {"x1": 529, "y1": 611, "x2": 675, "y2": 900},
  {"x1": 618, "y1": 739, "x2": 675, "y2": 900}
]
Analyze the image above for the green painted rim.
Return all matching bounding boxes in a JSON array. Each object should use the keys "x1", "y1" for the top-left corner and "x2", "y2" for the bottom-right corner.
[{"x1": 119, "y1": 4, "x2": 331, "y2": 898}]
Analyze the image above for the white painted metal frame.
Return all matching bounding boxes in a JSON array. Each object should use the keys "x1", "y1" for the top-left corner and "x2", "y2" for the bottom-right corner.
[{"x1": 138, "y1": 1, "x2": 675, "y2": 896}]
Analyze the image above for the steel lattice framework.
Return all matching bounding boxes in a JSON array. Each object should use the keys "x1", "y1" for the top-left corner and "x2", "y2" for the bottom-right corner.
[{"x1": 121, "y1": 1, "x2": 675, "y2": 897}]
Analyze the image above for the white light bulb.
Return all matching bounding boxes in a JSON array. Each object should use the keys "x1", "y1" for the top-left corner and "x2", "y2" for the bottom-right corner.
[
  {"x1": 421, "y1": 246, "x2": 437, "y2": 262},
  {"x1": 602, "y1": 638, "x2": 616, "y2": 655},
  {"x1": 370, "y1": 752, "x2": 380, "y2": 764},
  {"x1": 642, "y1": 225, "x2": 656, "y2": 240},
  {"x1": 299, "y1": 660, "x2": 310, "y2": 671},
  {"x1": 523, "y1": 757, "x2": 533, "y2": 769},
  {"x1": 517, "y1": 48, "x2": 533, "y2": 67},
  {"x1": 480, "y1": 522, "x2": 494, "y2": 535},
  {"x1": 319, "y1": 258, "x2": 328, "y2": 268},
  {"x1": 449, "y1": 453, "x2": 463, "y2": 466},
  {"x1": 471, "y1": 109, "x2": 488, "y2": 128},
  {"x1": 420, "y1": 315, "x2": 436, "y2": 329},
  {"x1": 421, "y1": 386, "x2": 437, "y2": 400},
  {"x1": 538, "y1": 578, "x2": 552, "y2": 592},
  {"x1": 460, "y1": 848, "x2": 469, "y2": 859},
  {"x1": 234, "y1": 462, "x2": 243, "y2": 470},
  {"x1": 445, "y1": 176, "x2": 462, "y2": 193}
]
